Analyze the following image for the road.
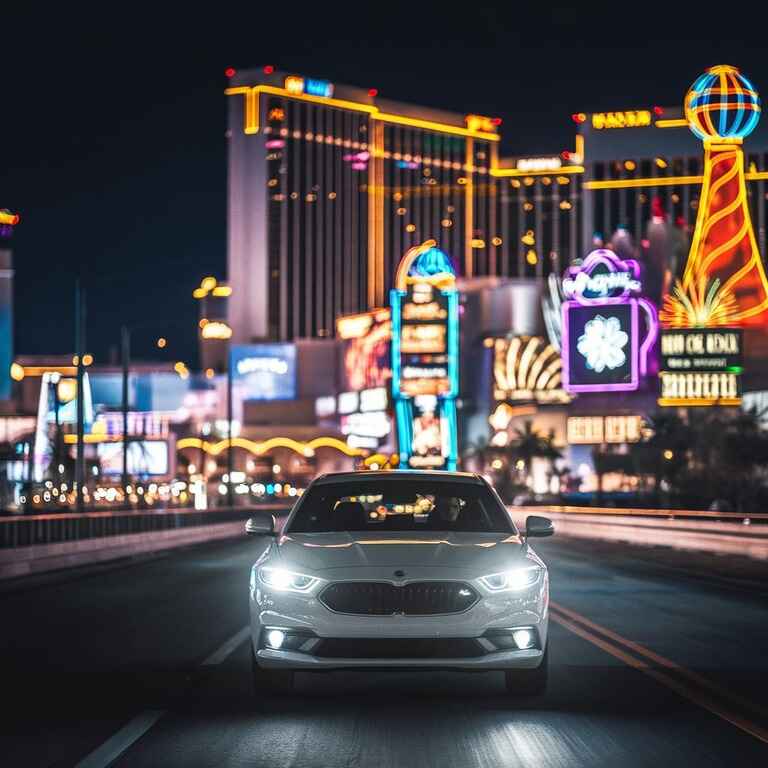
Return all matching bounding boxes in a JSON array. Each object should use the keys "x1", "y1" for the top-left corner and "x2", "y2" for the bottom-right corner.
[{"x1": 2, "y1": 533, "x2": 768, "y2": 767}]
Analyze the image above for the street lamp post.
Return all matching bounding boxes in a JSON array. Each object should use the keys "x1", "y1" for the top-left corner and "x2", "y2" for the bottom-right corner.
[
  {"x1": 121, "y1": 325, "x2": 130, "y2": 502},
  {"x1": 227, "y1": 342, "x2": 234, "y2": 508}
]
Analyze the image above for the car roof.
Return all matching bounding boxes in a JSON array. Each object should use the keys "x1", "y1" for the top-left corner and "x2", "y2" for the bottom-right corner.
[{"x1": 311, "y1": 470, "x2": 485, "y2": 486}]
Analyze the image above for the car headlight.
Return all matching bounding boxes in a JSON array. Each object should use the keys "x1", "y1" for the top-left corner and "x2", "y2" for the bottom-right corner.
[
  {"x1": 259, "y1": 566, "x2": 319, "y2": 593},
  {"x1": 479, "y1": 566, "x2": 540, "y2": 592}
]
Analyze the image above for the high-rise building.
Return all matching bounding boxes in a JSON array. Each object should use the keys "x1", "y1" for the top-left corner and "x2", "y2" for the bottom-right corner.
[{"x1": 226, "y1": 68, "x2": 587, "y2": 343}]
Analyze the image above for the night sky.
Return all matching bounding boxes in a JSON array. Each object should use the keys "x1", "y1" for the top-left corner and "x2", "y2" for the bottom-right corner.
[{"x1": 5, "y1": 4, "x2": 768, "y2": 367}]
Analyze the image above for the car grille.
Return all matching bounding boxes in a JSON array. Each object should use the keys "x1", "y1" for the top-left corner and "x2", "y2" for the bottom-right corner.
[
  {"x1": 319, "y1": 581, "x2": 479, "y2": 616},
  {"x1": 314, "y1": 637, "x2": 485, "y2": 659}
]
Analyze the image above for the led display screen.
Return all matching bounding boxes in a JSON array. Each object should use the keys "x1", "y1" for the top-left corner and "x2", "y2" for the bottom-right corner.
[
  {"x1": 98, "y1": 440, "x2": 169, "y2": 476},
  {"x1": 564, "y1": 304, "x2": 636, "y2": 391},
  {"x1": 230, "y1": 344, "x2": 296, "y2": 400}
]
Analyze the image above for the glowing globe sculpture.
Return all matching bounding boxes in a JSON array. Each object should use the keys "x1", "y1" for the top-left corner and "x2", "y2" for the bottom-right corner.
[{"x1": 661, "y1": 65, "x2": 768, "y2": 328}]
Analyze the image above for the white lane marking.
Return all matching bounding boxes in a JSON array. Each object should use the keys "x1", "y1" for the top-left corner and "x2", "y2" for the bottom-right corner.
[
  {"x1": 201, "y1": 625, "x2": 251, "y2": 666},
  {"x1": 75, "y1": 710, "x2": 165, "y2": 768},
  {"x1": 74, "y1": 625, "x2": 251, "y2": 765}
]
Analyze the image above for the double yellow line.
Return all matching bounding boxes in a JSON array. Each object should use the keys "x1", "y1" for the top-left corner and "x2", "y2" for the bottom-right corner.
[{"x1": 549, "y1": 600, "x2": 768, "y2": 745}]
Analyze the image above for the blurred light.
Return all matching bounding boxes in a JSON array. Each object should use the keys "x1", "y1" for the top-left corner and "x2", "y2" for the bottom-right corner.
[
  {"x1": 225, "y1": 67, "x2": 236, "y2": 78},
  {"x1": 201, "y1": 321, "x2": 232, "y2": 340},
  {"x1": 263, "y1": 65, "x2": 275, "y2": 74},
  {"x1": 10, "y1": 363, "x2": 24, "y2": 381},
  {"x1": 492, "y1": 117, "x2": 502, "y2": 126},
  {"x1": 559, "y1": 200, "x2": 572, "y2": 210},
  {"x1": 653, "y1": 105, "x2": 664, "y2": 116},
  {"x1": 205, "y1": 368, "x2": 215, "y2": 379},
  {"x1": 491, "y1": 236, "x2": 503, "y2": 246},
  {"x1": 441, "y1": 219, "x2": 453, "y2": 228},
  {"x1": 655, "y1": 157, "x2": 668, "y2": 169},
  {"x1": 572, "y1": 112, "x2": 587, "y2": 123},
  {"x1": 201, "y1": 276, "x2": 217, "y2": 291},
  {"x1": 368, "y1": 88, "x2": 378, "y2": 97},
  {"x1": 266, "y1": 629, "x2": 285, "y2": 649},
  {"x1": 624, "y1": 160, "x2": 636, "y2": 171},
  {"x1": 406, "y1": 224, "x2": 416, "y2": 232},
  {"x1": 157, "y1": 337, "x2": 167, "y2": 349},
  {"x1": 188, "y1": 464, "x2": 197, "y2": 474},
  {"x1": 515, "y1": 459, "x2": 525, "y2": 470},
  {"x1": 521, "y1": 230, "x2": 535, "y2": 246},
  {"x1": 272, "y1": 464, "x2": 281, "y2": 474},
  {"x1": 561, "y1": 150, "x2": 571, "y2": 161},
  {"x1": 491, "y1": 459, "x2": 503, "y2": 470},
  {"x1": 663, "y1": 449, "x2": 674, "y2": 460},
  {"x1": 526, "y1": 250, "x2": 538, "y2": 265}
]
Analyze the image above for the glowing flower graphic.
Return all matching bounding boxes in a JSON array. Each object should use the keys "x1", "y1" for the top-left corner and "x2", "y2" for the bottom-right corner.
[{"x1": 577, "y1": 315, "x2": 628, "y2": 373}]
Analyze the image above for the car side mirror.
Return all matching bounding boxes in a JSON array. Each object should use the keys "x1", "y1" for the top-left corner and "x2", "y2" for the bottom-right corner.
[
  {"x1": 525, "y1": 515, "x2": 554, "y2": 538},
  {"x1": 245, "y1": 514, "x2": 277, "y2": 536}
]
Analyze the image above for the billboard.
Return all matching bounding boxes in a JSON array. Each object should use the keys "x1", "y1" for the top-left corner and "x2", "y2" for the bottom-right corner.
[
  {"x1": 337, "y1": 309, "x2": 391, "y2": 392},
  {"x1": 230, "y1": 344, "x2": 296, "y2": 400},
  {"x1": 98, "y1": 440, "x2": 169, "y2": 476}
]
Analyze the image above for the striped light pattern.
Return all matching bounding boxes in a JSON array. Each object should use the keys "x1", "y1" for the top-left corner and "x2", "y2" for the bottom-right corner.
[{"x1": 685, "y1": 65, "x2": 761, "y2": 142}]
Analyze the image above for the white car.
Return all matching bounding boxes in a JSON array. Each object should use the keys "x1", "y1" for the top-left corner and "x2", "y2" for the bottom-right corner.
[{"x1": 247, "y1": 470, "x2": 553, "y2": 695}]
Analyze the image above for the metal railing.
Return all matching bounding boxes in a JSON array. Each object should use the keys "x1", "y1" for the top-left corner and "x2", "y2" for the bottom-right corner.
[{"x1": 0, "y1": 504, "x2": 292, "y2": 549}]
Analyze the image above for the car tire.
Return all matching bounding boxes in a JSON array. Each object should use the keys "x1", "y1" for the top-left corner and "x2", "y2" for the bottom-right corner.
[
  {"x1": 504, "y1": 645, "x2": 548, "y2": 696},
  {"x1": 251, "y1": 646, "x2": 294, "y2": 694}
]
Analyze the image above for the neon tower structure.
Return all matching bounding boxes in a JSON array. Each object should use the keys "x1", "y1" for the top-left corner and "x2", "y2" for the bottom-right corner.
[
  {"x1": 661, "y1": 65, "x2": 768, "y2": 327},
  {"x1": 391, "y1": 240, "x2": 459, "y2": 470}
]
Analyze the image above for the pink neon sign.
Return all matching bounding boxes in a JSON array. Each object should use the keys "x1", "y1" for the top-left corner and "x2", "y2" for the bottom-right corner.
[{"x1": 562, "y1": 249, "x2": 658, "y2": 393}]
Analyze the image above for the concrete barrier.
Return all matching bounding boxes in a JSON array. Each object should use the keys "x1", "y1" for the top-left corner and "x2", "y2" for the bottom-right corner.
[
  {"x1": 0, "y1": 521, "x2": 252, "y2": 580},
  {"x1": 513, "y1": 508, "x2": 768, "y2": 561}
]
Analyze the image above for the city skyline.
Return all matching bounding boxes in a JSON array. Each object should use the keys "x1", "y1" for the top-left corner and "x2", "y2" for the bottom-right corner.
[{"x1": 5, "y1": 5, "x2": 768, "y2": 365}]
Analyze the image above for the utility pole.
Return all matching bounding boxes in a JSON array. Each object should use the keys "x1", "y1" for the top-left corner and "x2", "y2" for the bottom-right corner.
[
  {"x1": 75, "y1": 280, "x2": 86, "y2": 513},
  {"x1": 227, "y1": 343, "x2": 233, "y2": 508},
  {"x1": 121, "y1": 325, "x2": 130, "y2": 502}
]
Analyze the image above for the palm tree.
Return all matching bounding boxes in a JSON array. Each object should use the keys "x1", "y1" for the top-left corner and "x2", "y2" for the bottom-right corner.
[{"x1": 507, "y1": 420, "x2": 562, "y2": 490}]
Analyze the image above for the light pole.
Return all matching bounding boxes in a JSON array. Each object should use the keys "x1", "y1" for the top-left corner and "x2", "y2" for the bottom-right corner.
[{"x1": 227, "y1": 341, "x2": 233, "y2": 508}]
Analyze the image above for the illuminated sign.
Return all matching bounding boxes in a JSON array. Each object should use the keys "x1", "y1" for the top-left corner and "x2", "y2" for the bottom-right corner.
[
  {"x1": 658, "y1": 328, "x2": 742, "y2": 406},
  {"x1": 591, "y1": 110, "x2": 652, "y2": 129},
  {"x1": 516, "y1": 157, "x2": 563, "y2": 172},
  {"x1": 465, "y1": 114, "x2": 496, "y2": 133},
  {"x1": 98, "y1": 440, "x2": 169, "y2": 476},
  {"x1": 391, "y1": 241, "x2": 458, "y2": 470},
  {"x1": 337, "y1": 391, "x2": 359, "y2": 415},
  {"x1": 284, "y1": 76, "x2": 334, "y2": 98},
  {"x1": 341, "y1": 411, "x2": 391, "y2": 440},
  {"x1": 360, "y1": 386, "x2": 388, "y2": 412},
  {"x1": 230, "y1": 344, "x2": 296, "y2": 400},
  {"x1": 315, "y1": 396, "x2": 336, "y2": 418},
  {"x1": 567, "y1": 416, "x2": 643, "y2": 445},
  {"x1": 201, "y1": 321, "x2": 233, "y2": 340},
  {"x1": 660, "y1": 65, "x2": 768, "y2": 329},
  {"x1": 491, "y1": 336, "x2": 571, "y2": 404},
  {"x1": 562, "y1": 249, "x2": 658, "y2": 393}
]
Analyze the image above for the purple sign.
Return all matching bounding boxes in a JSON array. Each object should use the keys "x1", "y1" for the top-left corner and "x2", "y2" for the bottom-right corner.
[{"x1": 562, "y1": 249, "x2": 658, "y2": 393}]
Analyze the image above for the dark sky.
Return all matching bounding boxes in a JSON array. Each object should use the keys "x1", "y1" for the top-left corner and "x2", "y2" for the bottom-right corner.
[{"x1": 4, "y1": 4, "x2": 768, "y2": 367}]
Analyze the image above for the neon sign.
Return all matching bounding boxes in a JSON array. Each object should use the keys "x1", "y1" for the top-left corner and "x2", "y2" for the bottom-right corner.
[
  {"x1": 391, "y1": 240, "x2": 458, "y2": 470},
  {"x1": 465, "y1": 115, "x2": 496, "y2": 133},
  {"x1": 562, "y1": 249, "x2": 658, "y2": 393},
  {"x1": 516, "y1": 157, "x2": 562, "y2": 172},
  {"x1": 591, "y1": 110, "x2": 651, "y2": 129},
  {"x1": 284, "y1": 75, "x2": 334, "y2": 98}
]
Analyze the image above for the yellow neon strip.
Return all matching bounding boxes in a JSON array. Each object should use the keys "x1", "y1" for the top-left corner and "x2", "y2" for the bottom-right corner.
[
  {"x1": 21, "y1": 366, "x2": 78, "y2": 377},
  {"x1": 585, "y1": 175, "x2": 702, "y2": 190},
  {"x1": 655, "y1": 118, "x2": 689, "y2": 128},
  {"x1": 63, "y1": 434, "x2": 125, "y2": 444},
  {"x1": 226, "y1": 85, "x2": 497, "y2": 141},
  {"x1": 658, "y1": 398, "x2": 741, "y2": 407},
  {"x1": 465, "y1": 139, "x2": 474, "y2": 277},
  {"x1": 372, "y1": 112, "x2": 499, "y2": 141},
  {"x1": 175, "y1": 436, "x2": 365, "y2": 458},
  {"x1": 491, "y1": 166, "x2": 584, "y2": 178}
]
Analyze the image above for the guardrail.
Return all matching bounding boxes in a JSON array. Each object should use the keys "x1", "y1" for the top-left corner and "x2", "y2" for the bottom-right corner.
[
  {"x1": 0, "y1": 504, "x2": 291, "y2": 549},
  {"x1": 512, "y1": 505, "x2": 768, "y2": 560}
]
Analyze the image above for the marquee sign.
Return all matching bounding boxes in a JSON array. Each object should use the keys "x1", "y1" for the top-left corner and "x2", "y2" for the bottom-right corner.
[
  {"x1": 562, "y1": 249, "x2": 658, "y2": 393},
  {"x1": 658, "y1": 328, "x2": 743, "y2": 406}
]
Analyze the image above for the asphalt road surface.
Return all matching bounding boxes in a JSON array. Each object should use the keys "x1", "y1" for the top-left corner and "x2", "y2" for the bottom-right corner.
[{"x1": 2, "y1": 533, "x2": 768, "y2": 767}]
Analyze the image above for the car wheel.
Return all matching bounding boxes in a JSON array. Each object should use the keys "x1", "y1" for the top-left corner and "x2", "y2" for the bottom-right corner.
[
  {"x1": 251, "y1": 646, "x2": 294, "y2": 694},
  {"x1": 504, "y1": 645, "x2": 548, "y2": 696}
]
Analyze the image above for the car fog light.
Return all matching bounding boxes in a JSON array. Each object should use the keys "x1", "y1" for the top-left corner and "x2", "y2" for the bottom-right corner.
[
  {"x1": 513, "y1": 629, "x2": 534, "y2": 650},
  {"x1": 266, "y1": 629, "x2": 286, "y2": 649}
]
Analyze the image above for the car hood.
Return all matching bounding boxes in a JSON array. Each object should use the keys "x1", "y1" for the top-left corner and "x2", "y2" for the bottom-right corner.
[{"x1": 275, "y1": 531, "x2": 526, "y2": 575}]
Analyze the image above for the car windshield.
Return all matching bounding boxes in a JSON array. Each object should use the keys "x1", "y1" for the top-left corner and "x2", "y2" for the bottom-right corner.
[{"x1": 288, "y1": 476, "x2": 515, "y2": 534}]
